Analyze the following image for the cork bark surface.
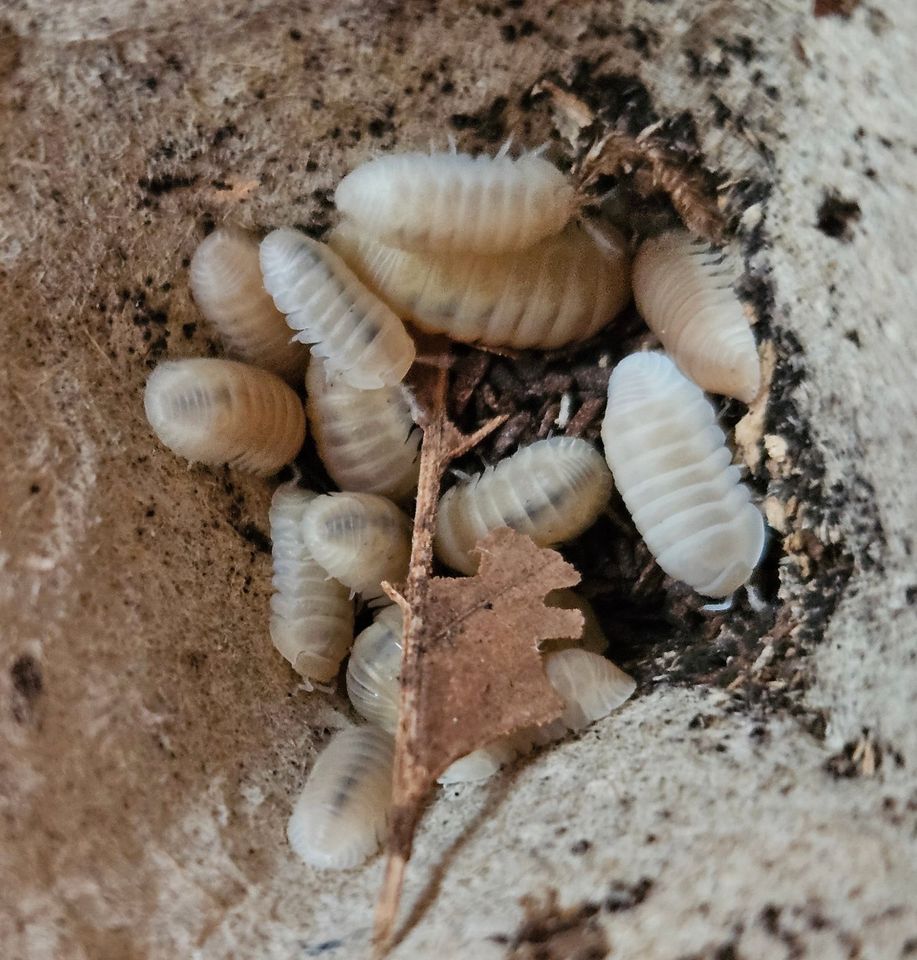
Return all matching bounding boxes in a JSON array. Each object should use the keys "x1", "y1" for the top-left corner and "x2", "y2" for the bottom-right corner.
[{"x1": 1, "y1": 2, "x2": 915, "y2": 958}]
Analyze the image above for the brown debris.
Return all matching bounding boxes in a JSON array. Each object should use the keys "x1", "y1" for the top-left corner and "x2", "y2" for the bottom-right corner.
[
  {"x1": 499, "y1": 890, "x2": 610, "y2": 960},
  {"x1": 373, "y1": 358, "x2": 581, "y2": 954},
  {"x1": 576, "y1": 126, "x2": 726, "y2": 242},
  {"x1": 813, "y1": 0, "x2": 861, "y2": 17},
  {"x1": 531, "y1": 79, "x2": 596, "y2": 148}
]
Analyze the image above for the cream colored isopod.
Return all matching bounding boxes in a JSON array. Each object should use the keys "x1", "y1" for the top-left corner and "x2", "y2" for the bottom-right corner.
[
  {"x1": 334, "y1": 148, "x2": 576, "y2": 255},
  {"x1": 601, "y1": 351, "x2": 766, "y2": 597},
  {"x1": 259, "y1": 228, "x2": 415, "y2": 389},
  {"x1": 287, "y1": 725, "x2": 394, "y2": 870},
  {"x1": 189, "y1": 226, "x2": 308, "y2": 382},
  {"x1": 329, "y1": 220, "x2": 630, "y2": 350},
  {"x1": 345, "y1": 604, "x2": 403, "y2": 732},
  {"x1": 305, "y1": 356, "x2": 421, "y2": 501},
  {"x1": 269, "y1": 483, "x2": 355, "y2": 684},
  {"x1": 302, "y1": 493, "x2": 412, "y2": 599},
  {"x1": 143, "y1": 358, "x2": 306, "y2": 475},
  {"x1": 434, "y1": 437, "x2": 614, "y2": 575},
  {"x1": 632, "y1": 230, "x2": 760, "y2": 403}
]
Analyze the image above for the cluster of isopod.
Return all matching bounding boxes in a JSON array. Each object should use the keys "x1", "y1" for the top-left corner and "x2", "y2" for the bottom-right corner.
[{"x1": 143, "y1": 142, "x2": 765, "y2": 871}]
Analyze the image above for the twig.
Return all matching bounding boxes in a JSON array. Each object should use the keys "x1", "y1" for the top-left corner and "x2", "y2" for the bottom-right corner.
[{"x1": 373, "y1": 356, "x2": 507, "y2": 955}]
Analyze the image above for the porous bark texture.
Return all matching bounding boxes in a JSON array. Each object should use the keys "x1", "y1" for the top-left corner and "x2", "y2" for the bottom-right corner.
[{"x1": 1, "y1": 2, "x2": 915, "y2": 958}]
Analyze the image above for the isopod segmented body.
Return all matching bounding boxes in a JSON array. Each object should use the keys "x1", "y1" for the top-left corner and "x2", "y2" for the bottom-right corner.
[
  {"x1": 329, "y1": 221, "x2": 631, "y2": 350},
  {"x1": 434, "y1": 437, "x2": 614, "y2": 575},
  {"x1": 143, "y1": 358, "x2": 306, "y2": 475},
  {"x1": 334, "y1": 149, "x2": 576, "y2": 255},
  {"x1": 269, "y1": 483, "x2": 355, "y2": 683},
  {"x1": 632, "y1": 230, "x2": 760, "y2": 403},
  {"x1": 441, "y1": 649, "x2": 635, "y2": 783},
  {"x1": 287, "y1": 726, "x2": 394, "y2": 870},
  {"x1": 305, "y1": 356, "x2": 421, "y2": 501},
  {"x1": 601, "y1": 352, "x2": 766, "y2": 597},
  {"x1": 189, "y1": 226, "x2": 308, "y2": 382},
  {"x1": 346, "y1": 604, "x2": 403, "y2": 732},
  {"x1": 302, "y1": 493, "x2": 412, "y2": 599},
  {"x1": 259, "y1": 229, "x2": 415, "y2": 389}
]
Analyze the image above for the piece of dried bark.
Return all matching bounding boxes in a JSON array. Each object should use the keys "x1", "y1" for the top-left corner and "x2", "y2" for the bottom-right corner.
[{"x1": 373, "y1": 358, "x2": 582, "y2": 954}]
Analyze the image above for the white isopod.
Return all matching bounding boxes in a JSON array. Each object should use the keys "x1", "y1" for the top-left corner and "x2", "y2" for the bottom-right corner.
[
  {"x1": 441, "y1": 649, "x2": 635, "y2": 784},
  {"x1": 259, "y1": 228, "x2": 415, "y2": 389},
  {"x1": 305, "y1": 356, "x2": 421, "y2": 501},
  {"x1": 143, "y1": 358, "x2": 306, "y2": 475},
  {"x1": 334, "y1": 148, "x2": 577, "y2": 255},
  {"x1": 189, "y1": 226, "x2": 308, "y2": 382},
  {"x1": 269, "y1": 483, "x2": 355, "y2": 683},
  {"x1": 287, "y1": 725, "x2": 394, "y2": 870},
  {"x1": 601, "y1": 352, "x2": 766, "y2": 597},
  {"x1": 346, "y1": 604, "x2": 404, "y2": 733},
  {"x1": 302, "y1": 493, "x2": 412, "y2": 599},
  {"x1": 632, "y1": 230, "x2": 760, "y2": 403},
  {"x1": 434, "y1": 437, "x2": 614, "y2": 575},
  {"x1": 328, "y1": 220, "x2": 631, "y2": 350}
]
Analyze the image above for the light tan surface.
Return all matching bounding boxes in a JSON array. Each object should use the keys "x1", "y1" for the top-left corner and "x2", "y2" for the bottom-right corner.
[{"x1": 1, "y1": 2, "x2": 916, "y2": 958}]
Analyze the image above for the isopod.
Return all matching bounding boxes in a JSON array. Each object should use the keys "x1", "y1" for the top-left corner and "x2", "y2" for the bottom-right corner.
[
  {"x1": 189, "y1": 226, "x2": 308, "y2": 382},
  {"x1": 601, "y1": 351, "x2": 766, "y2": 597},
  {"x1": 287, "y1": 725, "x2": 394, "y2": 870},
  {"x1": 345, "y1": 604, "x2": 403, "y2": 733},
  {"x1": 302, "y1": 492, "x2": 412, "y2": 599},
  {"x1": 329, "y1": 220, "x2": 631, "y2": 350},
  {"x1": 434, "y1": 436, "x2": 614, "y2": 575},
  {"x1": 632, "y1": 230, "x2": 760, "y2": 403},
  {"x1": 143, "y1": 358, "x2": 306, "y2": 475},
  {"x1": 269, "y1": 482, "x2": 355, "y2": 683},
  {"x1": 334, "y1": 148, "x2": 576, "y2": 255},
  {"x1": 259, "y1": 228, "x2": 415, "y2": 389},
  {"x1": 305, "y1": 356, "x2": 421, "y2": 501},
  {"x1": 441, "y1": 649, "x2": 635, "y2": 783}
]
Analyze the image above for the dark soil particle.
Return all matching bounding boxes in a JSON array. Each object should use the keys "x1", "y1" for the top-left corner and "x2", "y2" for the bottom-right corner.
[
  {"x1": 138, "y1": 173, "x2": 198, "y2": 196},
  {"x1": 816, "y1": 191, "x2": 862, "y2": 241}
]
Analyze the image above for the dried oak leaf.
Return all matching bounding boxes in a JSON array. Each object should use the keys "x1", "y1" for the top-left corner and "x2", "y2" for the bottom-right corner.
[{"x1": 401, "y1": 527, "x2": 583, "y2": 786}]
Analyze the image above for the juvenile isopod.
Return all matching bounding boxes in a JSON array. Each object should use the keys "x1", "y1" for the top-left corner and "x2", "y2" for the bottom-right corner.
[
  {"x1": 259, "y1": 228, "x2": 415, "y2": 389},
  {"x1": 441, "y1": 650, "x2": 635, "y2": 783},
  {"x1": 434, "y1": 437, "x2": 614, "y2": 575},
  {"x1": 287, "y1": 725, "x2": 394, "y2": 870},
  {"x1": 334, "y1": 148, "x2": 576, "y2": 255},
  {"x1": 345, "y1": 604, "x2": 403, "y2": 732},
  {"x1": 305, "y1": 356, "x2": 421, "y2": 501},
  {"x1": 601, "y1": 352, "x2": 766, "y2": 597},
  {"x1": 302, "y1": 493, "x2": 412, "y2": 599},
  {"x1": 632, "y1": 230, "x2": 760, "y2": 403},
  {"x1": 189, "y1": 226, "x2": 308, "y2": 382},
  {"x1": 143, "y1": 358, "x2": 306, "y2": 475},
  {"x1": 269, "y1": 483, "x2": 355, "y2": 683},
  {"x1": 329, "y1": 220, "x2": 631, "y2": 350}
]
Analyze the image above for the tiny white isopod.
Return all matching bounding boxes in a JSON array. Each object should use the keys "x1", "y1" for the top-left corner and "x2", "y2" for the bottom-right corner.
[
  {"x1": 189, "y1": 226, "x2": 308, "y2": 382},
  {"x1": 143, "y1": 358, "x2": 306, "y2": 475},
  {"x1": 601, "y1": 352, "x2": 766, "y2": 597},
  {"x1": 259, "y1": 228, "x2": 415, "y2": 389},
  {"x1": 302, "y1": 493, "x2": 412, "y2": 599},
  {"x1": 334, "y1": 148, "x2": 576, "y2": 255},
  {"x1": 269, "y1": 482, "x2": 355, "y2": 683},
  {"x1": 328, "y1": 220, "x2": 631, "y2": 350},
  {"x1": 345, "y1": 604, "x2": 404, "y2": 733},
  {"x1": 287, "y1": 725, "x2": 394, "y2": 870},
  {"x1": 632, "y1": 230, "x2": 760, "y2": 403},
  {"x1": 434, "y1": 437, "x2": 614, "y2": 575},
  {"x1": 305, "y1": 356, "x2": 421, "y2": 501}
]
